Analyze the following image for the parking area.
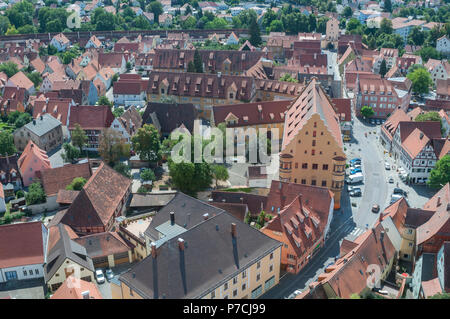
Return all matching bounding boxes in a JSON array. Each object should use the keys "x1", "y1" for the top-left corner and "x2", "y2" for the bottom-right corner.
[{"x1": 93, "y1": 263, "x2": 135, "y2": 299}]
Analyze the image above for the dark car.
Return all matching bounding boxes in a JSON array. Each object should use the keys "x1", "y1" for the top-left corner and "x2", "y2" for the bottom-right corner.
[
  {"x1": 393, "y1": 188, "x2": 407, "y2": 197},
  {"x1": 350, "y1": 189, "x2": 362, "y2": 197},
  {"x1": 372, "y1": 204, "x2": 380, "y2": 213}
]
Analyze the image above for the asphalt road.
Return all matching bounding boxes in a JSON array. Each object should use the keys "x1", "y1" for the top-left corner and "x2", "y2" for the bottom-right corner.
[{"x1": 260, "y1": 114, "x2": 388, "y2": 299}]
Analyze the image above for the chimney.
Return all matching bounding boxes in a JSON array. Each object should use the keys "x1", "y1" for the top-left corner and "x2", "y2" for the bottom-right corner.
[
  {"x1": 150, "y1": 242, "x2": 157, "y2": 258},
  {"x1": 81, "y1": 291, "x2": 90, "y2": 299},
  {"x1": 170, "y1": 211, "x2": 175, "y2": 225},
  {"x1": 380, "y1": 231, "x2": 385, "y2": 242},
  {"x1": 40, "y1": 115, "x2": 43, "y2": 120},
  {"x1": 178, "y1": 238, "x2": 185, "y2": 251},
  {"x1": 33, "y1": 119, "x2": 36, "y2": 125},
  {"x1": 203, "y1": 213, "x2": 209, "y2": 220},
  {"x1": 231, "y1": 223, "x2": 237, "y2": 238},
  {"x1": 419, "y1": 132, "x2": 424, "y2": 139},
  {"x1": 437, "y1": 196, "x2": 441, "y2": 207}
]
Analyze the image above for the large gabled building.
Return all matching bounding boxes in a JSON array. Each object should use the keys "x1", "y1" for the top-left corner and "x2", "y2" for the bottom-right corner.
[
  {"x1": 116, "y1": 193, "x2": 282, "y2": 299},
  {"x1": 279, "y1": 78, "x2": 346, "y2": 209},
  {"x1": 60, "y1": 162, "x2": 132, "y2": 236}
]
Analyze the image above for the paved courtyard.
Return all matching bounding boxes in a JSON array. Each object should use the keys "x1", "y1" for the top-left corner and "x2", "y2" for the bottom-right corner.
[{"x1": 0, "y1": 278, "x2": 46, "y2": 299}]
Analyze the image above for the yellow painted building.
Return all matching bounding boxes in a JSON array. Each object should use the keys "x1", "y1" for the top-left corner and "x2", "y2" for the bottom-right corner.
[
  {"x1": 279, "y1": 79, "x2": 346, "y2": 209},
  {"x1": 116, "y1": 212, "x2": 283, "y2": 299},
  {"x1": 46, "y1": 258, "x2": 95, "y2": 292}
]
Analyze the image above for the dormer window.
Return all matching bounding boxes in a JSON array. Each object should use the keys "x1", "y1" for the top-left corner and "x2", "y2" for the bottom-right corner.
[{"x1": 229, "y1": 93, "x2": 234, "y2": 99}]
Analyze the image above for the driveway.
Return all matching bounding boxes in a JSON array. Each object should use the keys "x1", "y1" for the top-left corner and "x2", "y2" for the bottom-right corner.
[{"x1": 95, "y1": 263, "x2": 135, "y2": 299}]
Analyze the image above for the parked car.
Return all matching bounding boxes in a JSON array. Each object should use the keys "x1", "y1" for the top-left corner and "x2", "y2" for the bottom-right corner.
[
  {"x1": 350, "y1": 189, "x2": 362, "y2": 197},
  {"x1": 285, "y1": 289, "x2": 302, "y2": 299},
  {"x1": 346, "y1": 172, "x2": 364, "y2": 184},
  {"x1": 372, "y1": 204, "x2": 380, "y2": 213},
  {"x1": 391, "y1": 194, "x2": 403, "y2": 202},
  {"x1": 388, "y1": 177, "x2": 394, "y2": 183},
  {"x1": 350, "y1": 163, "x2": 362, "y2": 169},
  {"x1": 385, "y1": 162, "x2": 390, "y2": 170},
  {"x1": 348, "y1": 185, "x2": 355, "y2": 192},
  {"x1": 350, "y1": 168, "x2": 362, "y2": 175},
  {"x1": 376, "y1": 119, "x2": 381, "y2": 125},
  {"x1": 350, "y1": 158, "x2": 361, "y2": 164},
  {"x1": 393, "y1": 188, "x2": 407, "y2": 197},
  {"x1": 95, "y1": 270, "x2": 105, "y2": 284},
  {"x1": 105, "y1": 269, "x2": 114, "y2": 282}
]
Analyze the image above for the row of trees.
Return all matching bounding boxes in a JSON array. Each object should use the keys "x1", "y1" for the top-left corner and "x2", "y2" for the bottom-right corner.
[{"x1": 261, "y1": 7, "x2": 329, "y2": 34}]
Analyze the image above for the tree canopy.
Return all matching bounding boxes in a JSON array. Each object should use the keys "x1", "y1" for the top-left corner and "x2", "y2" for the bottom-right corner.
[
  {"x1": 407, "y1": 67, "x2": 433, "y2": 95},
  {"x1": 131, "y1": 124, "x2": 161, "y2": 163},
  {"x1": 427, "y1": 155, "x2": 450, "y2": 189}
]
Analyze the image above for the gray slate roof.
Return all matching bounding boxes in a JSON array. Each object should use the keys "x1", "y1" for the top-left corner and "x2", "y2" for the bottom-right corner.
[
  {"x1": 144, "y1": 192, "x2": 226, "y2": 240},
  {"x1": 120, "y1": 209, "x2": 282, "y2": 299},
  {"x1": 129, "y1": 193, "x2": 176, "y2": 208},
  {"x1": 23, "y1": 114, "x2": 62, "y2": 137},
  {"x1": 44, "y1": 224, "x2": 94, "y2": 282}
]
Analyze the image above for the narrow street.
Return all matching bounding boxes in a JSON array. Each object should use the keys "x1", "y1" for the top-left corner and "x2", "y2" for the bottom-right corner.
[{"x1": 261, "y1": 113, "x2": 388, "y2": 299}]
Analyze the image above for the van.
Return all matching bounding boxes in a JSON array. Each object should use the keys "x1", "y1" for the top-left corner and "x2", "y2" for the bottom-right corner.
[{"x1": 346, "y1": 172, "x2": 364, "y2": 184}]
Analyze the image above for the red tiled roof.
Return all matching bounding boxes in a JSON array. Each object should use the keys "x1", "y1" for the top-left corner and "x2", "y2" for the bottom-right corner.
[
  {"x1": 68, "y1": 105, "x2": 115, "y2": 130},
  {"x1": 35, "y1": 162, "x2": 92, "y2": 197},
  {"x1": 332, "y1": 98, "x2": 352, "y2": 122},
  {"x1": 51, "y1": 276, "x2": 102, "y2": 299},
  {"x1": 61, "y1": 162, "x2": 131, "y2": 230},
  {"x1": 33, "y1": 98, "x2": 71, "y2": 126},
  {"x1": 282, "y1": 77, "x2": 343, "y2": 150},
  {"x1": 74, "y1": 231, "x2": 133, "y2": 258},
  {"x1": 18, "y1": 140, "x2": 51, "y2": 175},
  {"x1": 0, "y1": 221, "x2": 45, "y2": 268},
  {"x1": 213, "y1": 100, "x2": 291, "y2": 127}
]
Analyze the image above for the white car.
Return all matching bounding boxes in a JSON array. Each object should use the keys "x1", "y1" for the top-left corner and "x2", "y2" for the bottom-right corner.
[
  {"x1": 385, "y1": 162, "x2": 390, "y2": 170},
  {"x1": 285, "y1": 289, "x2": 302, "y2": 299},
  {"x1": 95, "y1": 270, "x2": 105, "y2": 284}
]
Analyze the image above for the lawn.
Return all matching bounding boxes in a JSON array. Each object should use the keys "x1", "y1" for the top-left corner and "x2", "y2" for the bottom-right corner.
[{"x1": 222, "y1": 187, "x2": 253, "y2": 193}]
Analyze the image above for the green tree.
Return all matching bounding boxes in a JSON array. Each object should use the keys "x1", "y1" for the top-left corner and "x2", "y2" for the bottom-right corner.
[
  {"x1": 407, "y1": 67, "x2": 433, "y2": 95},
  {"x1": 25, "y1": 182, "x2": 46, "y2": 205},
  {"x1": 343, "y1": 6, "x2": 353, "y2": 18},
  {"x1": 428, "y1": 292, "x2": 450, "y2": 299},
  {"x1": 193, "y1": 49, "x2": 203, "y2": 73},
  {"x1": 140, "y1": 168, "x2": 156, "y2": 181},
  {"x1": 360, "y1": 105, "x2": 375, "y2": 118},
  {"x1": 113, "y1": 162, "x2": 131, "y2": 178},
  {"x1": 61, "y1": 142, "x2": 80, "y2": 163},
  {"x1": 112, "y1": 108, "x2": 124, "y2": 118},
  {"x1": 168, "y1": 160, "x2": 212, "y2": 197},
  {"x1": 408, "y1": 26, "x2": 425, "y2": 46},
  {"x1": 380, "y1": 18, "x2": 393, "y2": 35},
  {"x1": 98, "y1": 128, "x2": 130, "y2": 164},
  {"x1": 279, "y1": 73, "x2": 298, "y2": 83},
  {"x1": 384, "y1": 0, "x2": 392, "y2": 13},
  {"x1": 415, "y1": 111, "x2": 444, "y2": 135},
  {"x1": 0, "y1": 131, "x2": 16, "y2": 156},
  {"x1": 212, "y1": 165, "x2": 229, "y2": 188},
  {"x1": 66, "y1": 177, "x2": 87, "y2": 191},
  {"x1": 0, "y1": 15, "x2": 11, "y2": 35},
  {"x1": 98, "y1": 96, "x2": 113, "y2": 107},
  {"x1": 131, "y1": 124, "x2": 161, "y2": 163},
  {"x1": 249, "y1": 16, "x2": 262, "y2": 47},
  {"x1": 379, "y1": 59, "x2": 388, "y2": 78},
  {"x1": 71, "y1": 123, "x2": 88, "y2": 153},
  {"x1": 268, "y1": 20, "x2": 283, "y2": 32},
  {"x1": 350, "y1": 293, "x2": 362, "y2": 299},
  {"x1": 187, "y1": 61, "x2": 196, "y2": 73},
  {"x1": 146, "y1": 1, "x2": 163, "y2": 23},
  {"x1": 0, "y1": 62, "x2": 19, "y2": 78},
  {"x1": 427, "y1": 155, "x2": 450, "y2": 189},
  {"x1": 417, "y1": 46, "x2": 441, "y2": 62},
  {"x1": 26, "y1": 72, "x2": 43, "y2": 88}
]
